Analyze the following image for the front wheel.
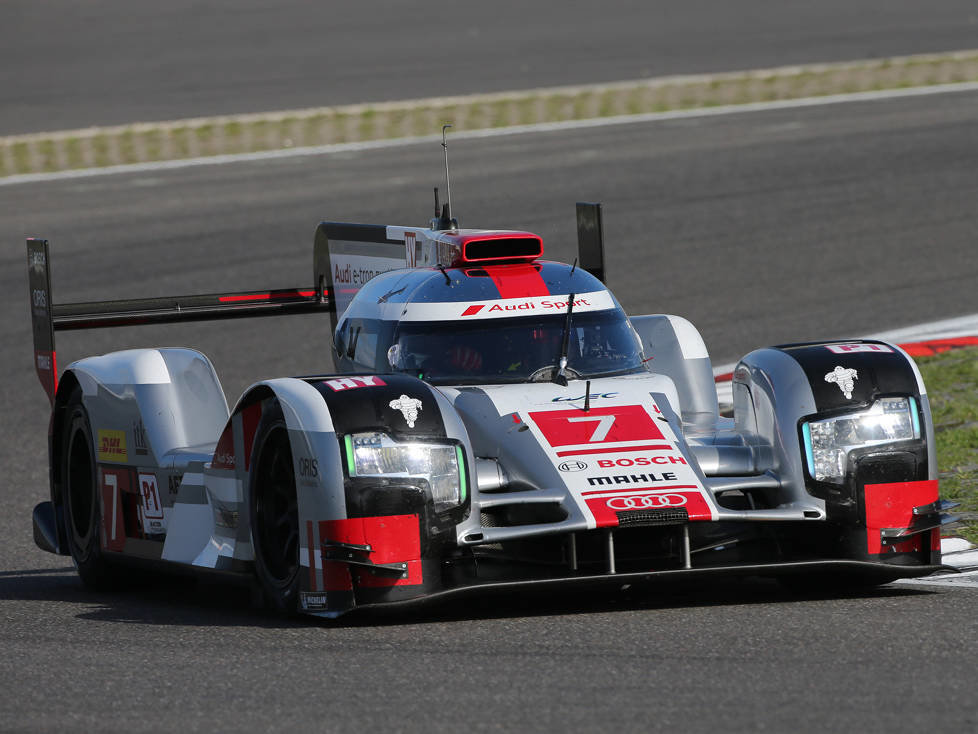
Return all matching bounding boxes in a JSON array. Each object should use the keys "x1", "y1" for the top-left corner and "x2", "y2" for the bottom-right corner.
[{"x1": 249, "y1": 402, "x2": 300, "y2": 613}]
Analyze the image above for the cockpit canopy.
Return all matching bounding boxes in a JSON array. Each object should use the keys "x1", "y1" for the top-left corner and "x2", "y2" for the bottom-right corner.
[{"x1": 334, "y1": 262, "x2": 647, "y2": 385}]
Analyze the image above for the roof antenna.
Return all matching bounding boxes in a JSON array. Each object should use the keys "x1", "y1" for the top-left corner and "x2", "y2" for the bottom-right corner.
[
  {"x1": 442, "y1": 124, "x2": 453, "y2": 221},
  {"x1": 431, "y1": 124, "x2": 458, "y2": 231}
]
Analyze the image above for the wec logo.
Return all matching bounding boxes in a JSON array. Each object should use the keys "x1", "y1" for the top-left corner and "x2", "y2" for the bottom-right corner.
[{"x1": 552, "y1": 392, "x2": 617, "y2": 403}]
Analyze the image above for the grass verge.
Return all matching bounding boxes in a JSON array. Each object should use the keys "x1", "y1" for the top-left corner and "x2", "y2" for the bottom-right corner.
[
  {"x1": 916, "y1": 346, "x2": 978, "y2": 544},
  {"x1": 3, "y1": 49, "x2": 978, "y2": 178}
]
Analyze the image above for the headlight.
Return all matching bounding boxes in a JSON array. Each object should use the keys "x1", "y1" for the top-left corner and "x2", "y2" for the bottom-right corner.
[
  {"x1": 802, "y1": 397, "x2": 921, "y2": 484},
  {"x1": 345, "y1": 432, "x2": 465, "y2": 512}
]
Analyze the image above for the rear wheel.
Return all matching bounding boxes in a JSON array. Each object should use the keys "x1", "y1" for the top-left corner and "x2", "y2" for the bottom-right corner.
[
  {"x1": 250, "y1": 403, "x2": 300, "y2": 613},
  {"x1": 62, "y1": 386, "x2": 124, "y2": 589}
]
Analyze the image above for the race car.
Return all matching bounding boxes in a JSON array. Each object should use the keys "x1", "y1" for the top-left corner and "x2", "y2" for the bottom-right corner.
[{"x1": 27, "y1": 197, "x2": 957, "y2": 618}]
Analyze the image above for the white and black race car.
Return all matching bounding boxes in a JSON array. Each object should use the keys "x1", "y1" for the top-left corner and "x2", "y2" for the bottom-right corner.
[{"x1": 27, "y1": 197, "x2": 956, "y2": 618}]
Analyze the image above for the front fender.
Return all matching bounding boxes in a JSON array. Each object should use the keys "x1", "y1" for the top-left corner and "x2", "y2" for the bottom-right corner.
[{"x1": 231, "y1": 374, "x2": 474, "y2": 617}]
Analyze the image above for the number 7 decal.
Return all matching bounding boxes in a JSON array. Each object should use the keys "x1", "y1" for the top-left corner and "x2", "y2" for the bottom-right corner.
[
  {"x1": 567, "y1": 415, "x2": 616, "y2": 442},
  {"x1": 528, "y1": 405, "x2": 666, "y2": 448},
  {"x1": 100, "y1": 468, "x2": 129, "y2": 552}
]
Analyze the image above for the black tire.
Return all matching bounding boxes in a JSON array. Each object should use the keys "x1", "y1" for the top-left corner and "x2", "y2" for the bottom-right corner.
[
  {"x1": 249, "y1": 402, "x2": 301, "y2": 613},
  {"x1": 62, "y1": 386, "x2": 125, "y2": 590}
]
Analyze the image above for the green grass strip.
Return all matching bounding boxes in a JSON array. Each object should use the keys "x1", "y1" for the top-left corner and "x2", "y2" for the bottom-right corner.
[
  {"x1": 916, "y1": 346, "x2": 978, "y2": 544},
  {"x1": 4, "y1": 50, "x2": 978, "y2": 177}
]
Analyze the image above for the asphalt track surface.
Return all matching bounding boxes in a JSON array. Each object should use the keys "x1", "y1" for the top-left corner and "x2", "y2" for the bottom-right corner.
[
  {"x1": 3, "y1": 0, "x2": 978, "y2": 135},
  {"x1": 2, "y1": 92, "x2": 978, "y2": 731}
]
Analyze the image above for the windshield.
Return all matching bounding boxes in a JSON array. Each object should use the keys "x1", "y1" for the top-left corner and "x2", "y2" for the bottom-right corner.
[{"x1": 390, "y1": 309, "x2": 646, "y2": 384}]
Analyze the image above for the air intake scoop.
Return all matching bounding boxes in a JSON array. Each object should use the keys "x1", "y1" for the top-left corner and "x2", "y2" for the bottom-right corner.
[{"x1": 447, "y1": 231, "x2": 544, "y2": 265}]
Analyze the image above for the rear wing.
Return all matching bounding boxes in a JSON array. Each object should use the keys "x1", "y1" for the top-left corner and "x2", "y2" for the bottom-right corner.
[
  {"x1": 28, "y1": 236, "x2": 332, "y2": 407},
  {"x1": 28, "y1": 205, "x2": 605, "y2": 406}
]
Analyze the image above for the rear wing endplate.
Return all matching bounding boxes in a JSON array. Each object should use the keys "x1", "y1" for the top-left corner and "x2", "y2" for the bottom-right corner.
[{"x1": 576, "y1": 202, "x2": 605, "y2": 283}]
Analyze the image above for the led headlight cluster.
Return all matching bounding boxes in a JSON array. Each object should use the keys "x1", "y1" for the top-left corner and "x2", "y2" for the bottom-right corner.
[
  {"x1": 802, "y1": 397, "x2": 920, "y2": 484},
  {"x1": 345, "y1": 432, "x2": 466, "y2": 512}
]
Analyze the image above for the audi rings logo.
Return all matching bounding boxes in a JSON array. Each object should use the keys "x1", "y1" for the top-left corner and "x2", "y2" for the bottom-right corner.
[
  {"x1": 605, "y1": 494, "x2": 687, "y2": 510},
  {"x1": 558, "y1": 460, "x2": 587, "y2": 472}
]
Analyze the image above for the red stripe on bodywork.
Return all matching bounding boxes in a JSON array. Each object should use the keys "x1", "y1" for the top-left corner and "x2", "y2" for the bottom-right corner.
[
  {"x1": 218, "y1": 289, "x2": 319, "y2": 303},
  {"x1": 486, "y1": 264, "x2": 549, "y2": 298},
  {"x1": 864, "y1": 479, "x2": 938, "y2": 554},
  {"x1": 556, "y1": 444, "x2": 673, "y2": 457},
  {"x1": 241, "y1": 401, "x2": 262, "y2": 472}
]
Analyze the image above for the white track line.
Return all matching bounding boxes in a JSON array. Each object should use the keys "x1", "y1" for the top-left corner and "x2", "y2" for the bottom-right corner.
[
  {"x1": 3, "y1": 81, "x2": 978, "y2": 187},
  {"x1": 893, "y1": 569, "x2": 978, "y2": 588}
]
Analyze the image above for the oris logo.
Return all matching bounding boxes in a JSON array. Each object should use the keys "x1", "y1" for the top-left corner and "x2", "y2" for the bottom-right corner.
[
  {"x1": 558, "y1": 460, "x2": 587, "y2": 473},
  {"x1": 605, "y1": 494, "x2": 687, "y2": 510}
]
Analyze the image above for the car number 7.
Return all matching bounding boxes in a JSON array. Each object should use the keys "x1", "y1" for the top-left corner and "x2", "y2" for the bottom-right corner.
[{"x1": 567, "y1": 415, "x2": 616, "y2": 442}]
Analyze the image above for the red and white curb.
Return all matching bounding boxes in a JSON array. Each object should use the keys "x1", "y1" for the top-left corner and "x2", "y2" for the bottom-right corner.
[{"x1": 709, "y1": 313, "x2": 978, "y2": 571}]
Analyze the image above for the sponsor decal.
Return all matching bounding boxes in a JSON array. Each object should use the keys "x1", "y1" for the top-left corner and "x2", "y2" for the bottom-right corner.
[
  {"x1": 558, "y1": 460, "x2": 588, "y2": 473},
  {"x1": 461, "y1": 296, "x2": 592, "y2": 318},
  {"x1": 133, "y1": 419, "x2": 149, "y2": 456},
  {"x1": 586, "y1": 472, "x2": 678, "y2": 486},
  {"x1": 405, "y1": 230, "x2": 417, "y2": 268},
  {"x1": 605, "y1": 494, "x2": 687, "y2": 510},
  {"x1": 214, "y1": 503, "x2": 239, "y2": 529},
  {"x1": 138, "y1": 472, "x2": 165, "y2": 535},
  {"x1": 551, "y1": 392, "x2": 618, "y2": 403},
  {"x1": 596, "y1": 456, "x2": 688, "y2": 467},
  {"x1": 329, "y1": 252, "x2": 405, "y2": 319},
  {"x1": 31, "y1": 288, "x2": 47, "y2": 309},
  {"x1": 167, "y1": 473, "x2": 183, "y2": 496},
  {"x1": 389, "y1": 395, "x2": 423, "y2": 428},
  {"x1": 396, "y1": 290, "x2": 616, "y2": 322},
  {"x1": 333, "y1": 262, "x2": 392, "y2": 288},
  {"x1": 300, "y1": 591, "x2": 329, "y2": 611},
  {"x1": 297, "y1": 456, "x2": 319, "y2": 487},
  {"x1": 826, "y1": 343, "x2": 893, "y2": 354},
  {"x1": 582, "y1": 487, "x2": 710, "y2": 526},
  {"x1": 212, "y1": 425, "x2": 235, "y2": 470},
  {"x1": 323, "y1": 375, "x2": 387, "y2": 392},
  {"x1": 824, "y1": 365, "x2": 859, "y2": 399},
  {"x1": 29, "y1": 250, "x2": 46, "y2": 271},
  {"x1": 97, "y1": 430, "x2": 128, "y2": 463}
]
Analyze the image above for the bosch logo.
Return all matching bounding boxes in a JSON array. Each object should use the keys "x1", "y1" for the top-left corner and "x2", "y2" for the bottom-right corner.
[
  {"x1": 558, "y1": 460, "x2": 587, "y2": 472},
  {"x1": 605, "y1": 494, "x2": 687, "y2": 510}
]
